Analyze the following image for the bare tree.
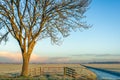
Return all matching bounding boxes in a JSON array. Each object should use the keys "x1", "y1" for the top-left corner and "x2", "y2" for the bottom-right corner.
[{"x1": 0, "y1": 0, "x2": 91, "y2": 76}]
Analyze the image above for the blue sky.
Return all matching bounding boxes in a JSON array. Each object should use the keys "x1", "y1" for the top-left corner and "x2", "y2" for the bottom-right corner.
[{"x1": 0, "y1": 0, "x2": 120, "y2": 63}]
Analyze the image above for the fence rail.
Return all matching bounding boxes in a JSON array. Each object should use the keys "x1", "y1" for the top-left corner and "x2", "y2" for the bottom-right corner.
[
  {"x1": 29, "y1": 67, "x2": 80, "y2": 78},
  {"x1": 29, "y1": 67, "x2": 64, "y2": 76},
  {"x1": 29, "y1": 67, "x2": 41, "y2": 76},
  {"x1": 64, "y1": 67, "x2": 77, "y2": 78}
]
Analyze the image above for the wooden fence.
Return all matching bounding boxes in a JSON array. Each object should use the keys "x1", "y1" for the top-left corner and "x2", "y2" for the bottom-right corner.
[
  {"x1": 41, "y1": 67, "x2": 63, "y2": 75},
  {"x1": 29, "y1": 67, "x2": 79, "y2": 78},
  {"x1": 29, "y1": 67, "x2": 63, "y2": 76},
  {"x1": 29, "y1": 67, "x2": 41, "y2": 76},
  {"x1": 64, "y1": 67, "x2": 77, "y2": 78}
]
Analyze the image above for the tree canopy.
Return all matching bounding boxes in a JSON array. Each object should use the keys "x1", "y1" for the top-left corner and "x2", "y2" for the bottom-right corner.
[
  {"x1": 0, "y1": 0, "x2": 90, "y2": 45},
  {"x1": 0, "y1": 0, "x2": 91, "y2": 76}
]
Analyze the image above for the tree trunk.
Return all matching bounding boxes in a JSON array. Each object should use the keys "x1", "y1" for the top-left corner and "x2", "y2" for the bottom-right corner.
[
  {"x1": 20, "y1": 41, "x2": 36, "y2": 77},
  {"x1": 21, "y1": 53, "x2": 31, "y2": 77}
]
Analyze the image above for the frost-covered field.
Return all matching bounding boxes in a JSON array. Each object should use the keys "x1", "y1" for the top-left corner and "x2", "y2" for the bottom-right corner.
[{"x1": 0, "y1": 64, "x2": 97, "y2": 80}]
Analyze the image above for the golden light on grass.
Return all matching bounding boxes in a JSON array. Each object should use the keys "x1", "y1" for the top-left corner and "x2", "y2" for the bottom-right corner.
[{"x1": 0, "y1": 64, "x2": 97, "y2": 80}]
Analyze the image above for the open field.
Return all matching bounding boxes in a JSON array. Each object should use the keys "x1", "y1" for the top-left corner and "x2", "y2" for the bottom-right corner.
[
  {"x1": 0, "y1": 64, "x2": 97, "y2": 80},
  {"x1": 84, "y1": 64, "x2": 120, "y2": 72}
]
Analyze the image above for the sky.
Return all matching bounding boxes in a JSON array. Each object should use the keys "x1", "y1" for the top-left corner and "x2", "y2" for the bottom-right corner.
[{"x1": 0, "y1": 0, "x2": 120, "y2": 63}]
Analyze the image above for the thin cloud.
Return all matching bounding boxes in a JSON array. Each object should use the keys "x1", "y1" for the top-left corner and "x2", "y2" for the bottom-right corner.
[
  {"x1": 46, "y1": 57, "x2": 70, "y2": 63},
  {"x1": 0, "y1": 51, "x2": 48, "y2": 63},
  {"x1": 71, "y1": 53, "x2": 120, "y2": 63},
  {"x1": 72, "y1": 53, "x2": 120, "y2": 57},
  {"x1": 0, "y1": 52, "x2": 120, "y2": 63},
  {"x1": 0, "y1": 52, "x2": 22, "y2": 62},
  {"x1": 0, "y1": 52, "x2": 70, "y2": 63}
]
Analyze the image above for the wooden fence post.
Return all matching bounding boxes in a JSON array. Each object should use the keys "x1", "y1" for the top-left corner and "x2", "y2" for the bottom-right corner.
[
  {"x1": 39, "y1": 67, "x2": 41, "y2": 75},
  {"x1": 64, "y1": 67, "x2": 66, "y2": 76}
]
